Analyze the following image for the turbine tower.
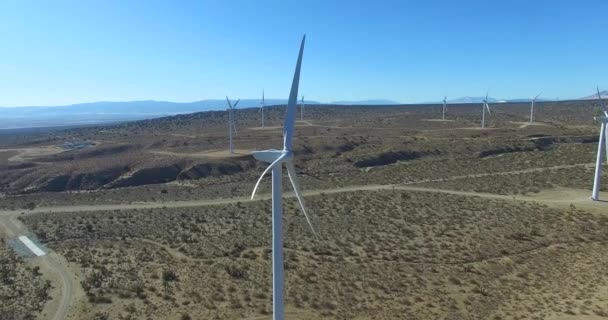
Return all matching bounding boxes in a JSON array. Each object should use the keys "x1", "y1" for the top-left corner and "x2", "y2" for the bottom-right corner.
[
  {"x1": 481, "y1": 93, "x2": 491, "y2": 128},
  {"x1": 300, "y1": 95, "x2": 304, "y2": 121},
  {"x1": 250, "y1": 35, "x2": 317, "y2": 320},
  {"x1": 225, "y1": 97, "x2": 240, "y2": 153},
  {"x1": 592, "y1": 87, "x2": 608, "y2": 201},
  {"x1": 529, "y1": 92, "x2": 542, "y2": 123},
  {"x1": 442, "y1": 96, "x2": 447, "y2": 121},
  {"x1": 260, "y1": 90, "x2": 266, "y2": 128}
]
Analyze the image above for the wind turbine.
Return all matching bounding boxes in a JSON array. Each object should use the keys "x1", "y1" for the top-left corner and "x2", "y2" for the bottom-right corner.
[
  {"x1": 481, "y1": 93, "x2": 491, "y2": 128},
  {"x1": 529, "y1": 92, "x2": 542, "y2": 123},
  {"x1": 260, "y1": 90, "x2": 266, "y2": 128},
  {"x1": 226, "y1": 97, "x2": 240, "y2": 153},
  {"x1": 300, "y1": 95, "x2": 305, "y2": 121},
  {"x1": 250, "y1": 35, "x2": 317, "y2": 320},
  {"x1": 442, "y1": 96, "x2": 447, "y2": 121},
  {"x1": 591, "y1": 87, "x2": 608, "y2": 201}
]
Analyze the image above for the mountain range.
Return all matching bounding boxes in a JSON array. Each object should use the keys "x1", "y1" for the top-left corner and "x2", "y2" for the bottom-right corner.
[{"x1": 0, "y1": 92, "x2": 602, "y2": 129}]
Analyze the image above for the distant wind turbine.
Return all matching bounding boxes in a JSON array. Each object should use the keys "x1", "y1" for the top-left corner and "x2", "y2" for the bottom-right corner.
[
  {"x1": 481, "y1": 92, "x2": 491, "y2": 128},
  {"x1": 250, "y1": 35, "x2": 318, "y2": 320},
  {"x1": 529, "y1": 92, "x2": 542, "y2": 123},
  {"x1": 225, "y1": 97, "x2": 240, "y2": 153},
  {"x1": 260, "y1": 90, "x2": 265, "y2": 128},
  {"x1": 442, "y1": 96, "x2": 447, "y2": 121},
  {"x1": 591, "y1": 87, "x2": 608, "y2": 201}
]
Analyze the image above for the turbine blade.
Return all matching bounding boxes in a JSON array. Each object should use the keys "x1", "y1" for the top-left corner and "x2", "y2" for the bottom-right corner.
[
  {"x1": 535, "y1": 92, "x2": 542, "y2": 100},
  {"x1": 226, "y1": 96, "x2": 233, "y2": 109},
  {"x1": 250, "y1": 153, "x2": 287, "y2": 200},
  {"x1": 286, "y1": 162, "x2": 319, "y2": 239},
  {"x1": 485, "y1": 103, "x2": 491, "y2": 114},
  {"x1": 283, "y1": 35, "x2": 306, "y2": 151},
  {"x1": 598, "y1": 87, "x2": 608, "y2": 114},
  {"x1": 233, "y1": 99, "x2": 240, "y2": 108}
]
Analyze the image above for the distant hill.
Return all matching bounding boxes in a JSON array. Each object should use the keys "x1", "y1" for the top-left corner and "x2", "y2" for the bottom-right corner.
[
  {"x1": 447, "y1": 97, "x2": 499, "y2": 104},
  {"x1": 579, "y1": 90, "x2": 608, "y2": 100},
  {"x1": 0, "y1": 98, "x2": 401, "y2": 129},
  {"x1": 0, "y1": 99, "x2": 322, "y2": 116},
  {"x1": 329, "y1": 99, "x2": 400, "y2": 105},
  {"x1": 0, "y1": 99, "x2": 322, "y2": 129},
  {"x1": 445, "y1": 97, "x2": 553, "y2": 104},
  {"x1": 504, "y1": 98, "x2": 551, "y2": 103},
  {"x1": 0, "y1": 95, "x2": 570, "y2": 130}
]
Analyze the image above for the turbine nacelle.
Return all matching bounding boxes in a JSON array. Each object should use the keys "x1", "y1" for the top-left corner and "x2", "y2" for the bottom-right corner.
[{"x1": 252, "y1": 149, "x2": 293, "y2": 164}]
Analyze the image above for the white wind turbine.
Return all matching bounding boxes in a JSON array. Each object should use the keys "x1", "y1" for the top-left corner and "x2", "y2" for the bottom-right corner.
[
  {"x1": 529, "y1": 92, "x2": 542, "y2": 123},
  {"x1": 250, "y1": 35, "x2": 318, "y2": 320},
  {"x1": 442, "y1": 96, "x2": 447, "y2": 120},
  {"x1": 226, "y1": 97, "x2": 240, "y2": 153},
  {"x1": 260, "y1": 90, "x2": 266, "y2": 128},
  {"x1": 481, "y1": 93, "x2": 491, "y2": 128},
  {"x1": 591, "y1": 87, "x2": 608, "y2": 201}
]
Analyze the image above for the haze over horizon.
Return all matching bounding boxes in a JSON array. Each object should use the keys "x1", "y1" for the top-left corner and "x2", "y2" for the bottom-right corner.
[{"x1": 1, "y1": 0, "x2": 607, "y2": 107}]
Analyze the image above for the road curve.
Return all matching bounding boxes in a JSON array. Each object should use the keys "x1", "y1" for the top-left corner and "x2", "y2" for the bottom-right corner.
[{"x1": 0, "y1": 215, "x2": 75, "y2": 320}]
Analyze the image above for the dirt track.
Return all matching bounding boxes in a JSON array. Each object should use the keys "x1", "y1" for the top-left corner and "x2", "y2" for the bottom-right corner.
[
  {"x1": 0, "y1": 146, "x2": 64, "y2": 162},
  {"x1": 0, "y1": 162, "x2": 605, "y2": 320},
  {"x1": 0, "y1": 215, "x2": 80, "y2": 320},
  {"x1": 1, "y1": 182, "x2": 605, "y2": 217}
]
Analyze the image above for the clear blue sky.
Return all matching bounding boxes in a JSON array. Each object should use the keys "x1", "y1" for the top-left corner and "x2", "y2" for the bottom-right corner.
[{"x1": 1, "y1": 0, "x2": 607, "y2": 106}]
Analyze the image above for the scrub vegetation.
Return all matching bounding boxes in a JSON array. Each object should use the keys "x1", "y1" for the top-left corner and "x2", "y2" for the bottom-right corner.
[{"x1": 2, "y1": 100, "x2": 608, "y2": 319}]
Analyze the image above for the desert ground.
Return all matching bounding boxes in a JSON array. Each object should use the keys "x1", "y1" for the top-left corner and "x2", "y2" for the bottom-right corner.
[{"x1": 1, "y1": 100, "x2": 607, "y2": 320}]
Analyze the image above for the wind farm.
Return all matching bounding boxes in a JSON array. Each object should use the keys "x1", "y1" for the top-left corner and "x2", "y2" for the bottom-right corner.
[
  {"x1": 2, "y1": 81, "x2": 608, "y2": 320},
  {"x1": 2, "y1": 2, "x2": 608, "y2": 320}
]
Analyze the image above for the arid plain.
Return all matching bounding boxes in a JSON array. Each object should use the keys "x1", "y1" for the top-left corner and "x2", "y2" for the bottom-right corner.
[{"x1": 1, "y1": 100, "x2": 607, "y2": 320}]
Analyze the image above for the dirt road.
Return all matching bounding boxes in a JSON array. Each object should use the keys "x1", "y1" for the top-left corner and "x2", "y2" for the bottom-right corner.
[
  {"x1": 1, "y1": 182, "x2": 604, "y2": 217},
  {"x1": 0, "y1": 215, "x2": 78, "y2": 320},
  {"x1": 0, "y1": 146, "x2": 65, "y2": 162},
  {"x1": 400, "y1": 162, "x2": 596, "y2": 185},
  {"x1": 0, "y1": 161, "x2": 604, "y2": 320}
]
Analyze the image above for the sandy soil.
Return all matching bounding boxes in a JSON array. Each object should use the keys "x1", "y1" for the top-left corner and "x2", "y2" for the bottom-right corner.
[
  {"x1": 147, "y1": 149, "x2": 253, "y2": 159},
  {"x1": 510, "y1": 121, "x2": 551, "y2": 128},
  {"x1": 0, "y1": 146, "x2": 65, "y2": 162},
  {"x1": 421, "y1": 119, "x2": 456, "y2": 122},
  {"x1": 249, "y1": 126, "x2": 282, "y2": 131}
]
